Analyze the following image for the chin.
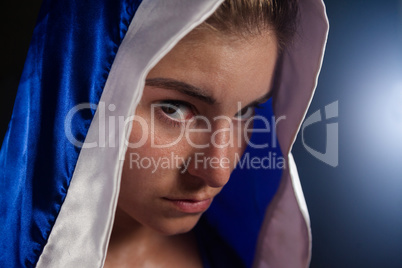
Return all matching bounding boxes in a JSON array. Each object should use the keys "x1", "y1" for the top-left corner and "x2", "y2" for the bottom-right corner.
[{"x1": 150, "y1": 215, "x2": 201, "y2": 236}]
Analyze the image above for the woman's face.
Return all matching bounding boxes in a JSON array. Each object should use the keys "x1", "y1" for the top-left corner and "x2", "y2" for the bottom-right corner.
[{"x1": 118, "y1": 30, "x2": 278, "y2": 235}]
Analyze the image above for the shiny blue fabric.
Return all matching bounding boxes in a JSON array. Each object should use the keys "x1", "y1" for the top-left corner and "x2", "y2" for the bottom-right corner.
[{"x1": 0, "y1": 0, "x2": 141, "y2": 267}]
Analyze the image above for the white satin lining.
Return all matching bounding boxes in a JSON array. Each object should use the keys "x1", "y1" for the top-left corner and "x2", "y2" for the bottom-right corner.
[{"x1": 253, "y1": 0, "x2": 329, "y2": 267}]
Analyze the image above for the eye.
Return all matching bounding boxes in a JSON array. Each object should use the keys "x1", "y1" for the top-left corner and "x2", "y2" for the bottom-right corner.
[
  {"x1": 158, "y1": 100, "x2": 194, "y2": 122},
  {"x1": 234, "y1": 106, "x2": 256, "y2": 120}
]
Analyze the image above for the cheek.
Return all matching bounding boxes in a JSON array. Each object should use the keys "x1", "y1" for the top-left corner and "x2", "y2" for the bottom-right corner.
[
  {"x1": 120, "y1": 118, "x2": 187, "y2": 201},
  {"x1": 118, "y1": 144, "x2": 170, "y2": 229},
  {"x1": 121, "y1": 140, "x2": 172, "y2": 193},
  {"x1": 119, "y1": 144, "x2": 203, "y2": 235}
]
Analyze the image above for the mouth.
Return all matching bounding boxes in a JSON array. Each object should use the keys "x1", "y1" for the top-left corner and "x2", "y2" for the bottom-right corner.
[{"x1": 163, "y1": 197, "x2": 213, "y2": 214}]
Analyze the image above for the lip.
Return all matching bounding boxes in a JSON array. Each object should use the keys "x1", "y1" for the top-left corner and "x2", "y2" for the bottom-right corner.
[{"x1": 163, "y1": 197, "x2": 212, "y2": 214}]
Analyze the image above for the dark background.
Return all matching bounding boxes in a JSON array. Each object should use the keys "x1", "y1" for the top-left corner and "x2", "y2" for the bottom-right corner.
[{"x1": 1, "y1": 0, "x2": 401, "y2": 267}]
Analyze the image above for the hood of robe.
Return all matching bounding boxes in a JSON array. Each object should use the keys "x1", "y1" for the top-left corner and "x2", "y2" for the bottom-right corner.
[{"x1": 0, "y1": 0, "x2": 328, "y2": 267}]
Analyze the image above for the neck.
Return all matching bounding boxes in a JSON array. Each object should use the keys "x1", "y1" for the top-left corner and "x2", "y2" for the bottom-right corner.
[
  {"x1": 105, "y1": 207, "x2": 202, "y2": 268},
  {"x1": 108, "y1": 207, "x2": 160, "y2": 250}
]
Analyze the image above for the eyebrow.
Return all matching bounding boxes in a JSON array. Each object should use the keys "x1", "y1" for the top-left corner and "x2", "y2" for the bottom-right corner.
[
  {"x1": 145, "y1": 78, "x2": 216, "y2": 105},
  {"x1": 145, "y1": 77, "x2": 273, "y2": 108}
]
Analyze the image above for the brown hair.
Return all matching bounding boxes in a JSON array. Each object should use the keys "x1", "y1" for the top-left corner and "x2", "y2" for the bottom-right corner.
[{"x1": 199, "y1": 0, "x2": 299, "y2": 50}]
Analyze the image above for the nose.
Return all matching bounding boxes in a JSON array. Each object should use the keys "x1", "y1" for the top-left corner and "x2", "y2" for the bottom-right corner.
[{"x1": 185, "y1": 122, "x2": 239, "y2": 188}]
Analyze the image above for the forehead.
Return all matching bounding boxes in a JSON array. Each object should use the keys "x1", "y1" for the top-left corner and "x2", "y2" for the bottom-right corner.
[{"x1": 147, "y1": 30, "x2": 278, "y2": 108}]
